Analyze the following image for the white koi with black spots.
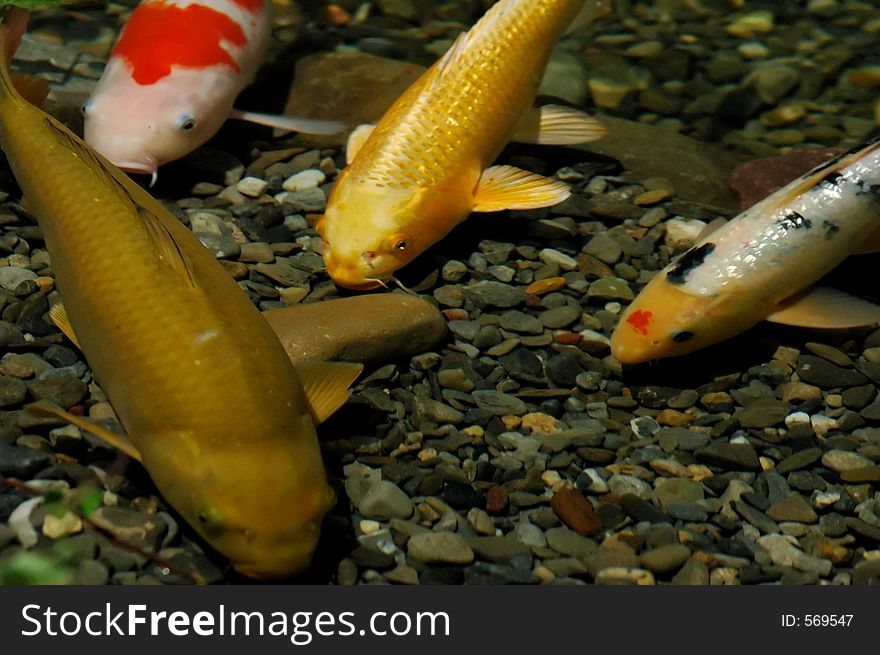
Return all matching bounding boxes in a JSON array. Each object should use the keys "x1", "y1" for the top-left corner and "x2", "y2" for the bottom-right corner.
[{"x1": 611, "y1": 136, "x2": 880, "y2": 364}]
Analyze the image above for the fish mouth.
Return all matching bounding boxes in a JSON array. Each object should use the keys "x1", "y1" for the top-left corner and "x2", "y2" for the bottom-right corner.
[{"x1": 112, "y1": 158, "x2": 159, "y2": 187}]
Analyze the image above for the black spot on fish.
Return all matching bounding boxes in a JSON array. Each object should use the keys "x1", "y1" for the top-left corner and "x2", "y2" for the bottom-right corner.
[
  {"x1": 672, "y1": 330, "x2": 694, "y2": 343},
  {"x1": 822, "y1": 220, "x2": 839, "y2": 240},
  {"x1": 777, "y1": 211, "x2": 812, "y2": 231},
  {"x1": 818, "y1": 172, "x2": 844, "y2": 189},
  {"x1": 853, "y1": 179, "x2": 880, "y2": 201},
  {"x1": 666, "y1": 242, "x2": 716, "y2": 285}
]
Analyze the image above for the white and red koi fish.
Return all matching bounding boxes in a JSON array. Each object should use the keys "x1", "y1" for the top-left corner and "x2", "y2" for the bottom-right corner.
[
  {"x1": 83, "y1": 0, "x2": 342, "y2": 181},
  {"x1": 611, "y1": 136, "x2": 880, "y2": 364}
]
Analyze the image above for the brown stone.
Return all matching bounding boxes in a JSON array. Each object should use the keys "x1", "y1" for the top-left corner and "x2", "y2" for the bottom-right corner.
[
  {"x1": 841, "y1": 466, "x2": 880, "y2": 483},
  {"x1": 551, "y1": 486, "x2": 603, "y2": 536},
  {"x1": 728, "y1": 147, "x2": 845, "y2": 210},
  {"x1": 284, "y1": 51, "x2": 426, "y2": 149},
  {"x1": 262, "y1": 294, "x2": 447, "y2": 366},
  {"x1": 525, "y1": 277, "x2": 566, "y2": 296},
  {"x1": 485, "y1": 484, "x2": 509, "y2": 514}
]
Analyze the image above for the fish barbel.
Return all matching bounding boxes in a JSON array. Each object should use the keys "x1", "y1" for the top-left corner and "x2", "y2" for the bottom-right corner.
[
  {"x1": 318, "y1": 0, "x2": 607, "y2": 290},
  {"x1": 0, "y1": 7, "x2": 360, "y2": 579}
]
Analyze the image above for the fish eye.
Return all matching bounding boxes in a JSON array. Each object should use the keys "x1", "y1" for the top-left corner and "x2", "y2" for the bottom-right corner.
[
  {"x1": 672, "y1": 330, "x2": 695, "y2": 343},
  {"x1": 81, "y1": 99, "x2": 95, "y2": 117},
  {"x1": 382, "y1": 233, "x2": 412, "y2": 253},
  {"x1": 177, "y1": 115, "x2": 197, "y2": 132}
]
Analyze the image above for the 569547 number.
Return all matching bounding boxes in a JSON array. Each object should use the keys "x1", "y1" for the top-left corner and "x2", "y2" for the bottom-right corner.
[{"x1": 781, "y1": 614, "x2": 853, "y2": 627}]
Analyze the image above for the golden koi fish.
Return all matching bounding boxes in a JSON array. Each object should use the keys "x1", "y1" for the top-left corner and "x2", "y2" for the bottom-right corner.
[
  {"x1": 0, "y1": 7, "x2": 361, "y2": 579},
  {"x1": 318, "y1": 0, "x2": 607, "y2": 290},
  {"x1": 611, "y1": 137, "x2": 880, "y2": 364}
]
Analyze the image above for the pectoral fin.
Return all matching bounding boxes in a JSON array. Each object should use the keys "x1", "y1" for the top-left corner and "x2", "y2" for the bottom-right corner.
[
  {"x1": 26, "y1": 401, "x2": 142, "y2": 462},
  {"x1": 49, "y1": 303, "x2": 81, "y2": 350},
  {"x1": 345, "y1": 124, "x2": 375, "y2": 164},
  {"x1": 229, "y1": 109, "x2": 344, "y2": 135},
  {"x1": 472, "y1": 165, "x2": 570, "y2": 212},
  {"x1": 296, "y1": 361, "x2": 364, "y2": 424},
  {"x1": 511, "y1": 105, "x2": 606, "y2": 145},
  {"x1": 767, "y1": 287, "x2": 880, "y2": 328}
]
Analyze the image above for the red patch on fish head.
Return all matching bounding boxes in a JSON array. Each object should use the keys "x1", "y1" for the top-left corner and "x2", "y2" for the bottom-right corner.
[
  {"x1": 626, "y1": 309, "x2": 653, "y2": 336},
  {"x1": 112, "y1": 2, "x2": 248, "y2": 85},
  {"x1": 229, "y1": 0, "x2": 264, "y2": 12}
]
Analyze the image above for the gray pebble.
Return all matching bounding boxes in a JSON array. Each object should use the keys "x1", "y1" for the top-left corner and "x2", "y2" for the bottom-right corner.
[
  {"x1": 0, "y1": 267, "x2": 37, "y2": 292},
  {"x1": 407, "y1": 532, "x2": 474, "y2": 564},
  {"x1": 465, "y1": 281, "x2": 525, "y2": 308},
  {"x1": 472, "y1": 390, "x2": 528, "y2": 416},
  {"x1": 357, "y1": 480, "x2": 413, "y2": 520}
]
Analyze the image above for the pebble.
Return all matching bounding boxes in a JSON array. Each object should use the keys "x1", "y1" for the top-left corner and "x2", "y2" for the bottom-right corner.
[
  {"x1": 0, "y1": 267, "x2": 37, "y2": 291},
  {"x1": 639, "y1": 544, "x2": 691, "y2": 574},
  {"x1": 766, "y1": 495, "x2": 818, "y2": 523},
  {"x1": 472, "y1": 390, "x2": 527, "y2": 416},
  {"x1": 821, "y1": 449, "x2": 874, "y2": 473},
  {"x1": 407, "y1": 532, "x2": 474, "y2": 565},
  {"x1": 235, "y1": 177, "x2": 269, "y2": 198},
  {"x1": 545, "y1": 526, "x2": 598, "y2": 559},
  {"x1": 550, "y1": 487, "x2": 603, "y2": 536},
  {"x1": 357, "y1": 480, "x2": 413, "y2": 520},
  {"x1": 757, "y1": 534, "x2": 832, "y2": 576},
  {"x1": 282, "y1": 169, "x2": 326, "y2": 192},
  {"x1": 263, "y1": 294, "x2": 446, "y2": 365}
]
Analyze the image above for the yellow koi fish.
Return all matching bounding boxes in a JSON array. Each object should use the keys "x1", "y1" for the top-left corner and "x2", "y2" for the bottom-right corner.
[
  {"x1": 0, "y1": 8, "x2": 361, "y2": 579},
  {"x1": 611, "y1": 137, "x2": 880, "y2": 364},
  {"x1": 318, "y1": 0, "x2": 607, "y2": 289}
]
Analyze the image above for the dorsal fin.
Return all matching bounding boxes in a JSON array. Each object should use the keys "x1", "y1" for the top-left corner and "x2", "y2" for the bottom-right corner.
[{"x1": 511, "y1": 105, "x2": 606, "y2": 146}]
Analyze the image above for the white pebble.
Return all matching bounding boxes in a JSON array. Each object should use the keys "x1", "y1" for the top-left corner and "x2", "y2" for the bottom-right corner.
[
  {"x1": 810, "y1": 414, "x2": 838, "y2": 437},
  {"x1": 188, "y1": 212, "x2": 225, "y2": 235},
  {"x1": 359, "y1": 519, "x2": 382, "y2": 535},
  {"x1": 9, "y1": 497, "x2": 42, "y2": 548},
  {"x1": 664, "y1": 218, "x2": 707, "y2": 249},
  {"x1": 784, "y1": 411, "x2": 811, "y2": 427},
  {"x1": 811, "y1": 490, "x2": 841, "y2": 509},
  {"x1": 538, "y1": 248, "x2": 578, "y2": 270},
  {"x1": 282, "y1": 169, "x2": 326, "y2": 192},
  {"x1": 236, "y1": 176, "x2": 269, "y2": 198}
]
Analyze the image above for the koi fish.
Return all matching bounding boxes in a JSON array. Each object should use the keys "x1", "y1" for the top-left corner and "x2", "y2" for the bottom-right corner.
[
  {"x1": 611, "y1": 137, "x2": 880, "y2": 364},
  {"x1": 317, "y1": 0, "x2": 607, "y2": 290},
  {"x1": 0, "y1": 7, "x2": 361, "y2": 579},
  {"x1": 83, "y1": 0, "x2": 342, "y2": 182}
]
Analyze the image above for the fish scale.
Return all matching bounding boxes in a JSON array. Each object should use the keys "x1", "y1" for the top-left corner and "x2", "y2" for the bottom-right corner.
[{"x1": 355, "y1": 0, "x2": 585, "y2": 189}]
